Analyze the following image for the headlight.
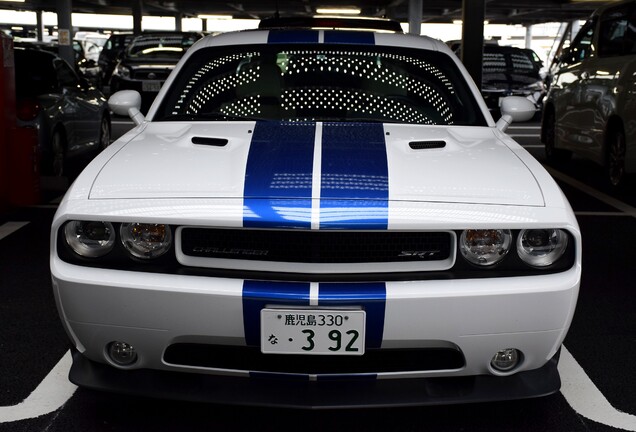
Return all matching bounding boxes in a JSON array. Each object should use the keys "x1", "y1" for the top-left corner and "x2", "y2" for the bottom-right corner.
[
  {"x1": 64, "y1": 221, "x2": 115, "y2": 258},
  {"x1": 114, "y1": 64, "x2": 131, "y2": 79},
  {"x1": 120, "y1": 223, "x2": 172, "y2": 259},
  {"x1": 460, "y1": 229, "x2": 512, "y2": 266},
  {"x1": 517, "y1": 229, "x2": 568, "y2": 267}
]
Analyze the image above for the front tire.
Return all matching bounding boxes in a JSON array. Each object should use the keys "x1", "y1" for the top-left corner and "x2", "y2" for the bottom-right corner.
[
  {"x1": 544, "y1": 110, "x2": 571, "y2": 165},
  {"x1": 50, "y1": 130, "x2": 66, "y2": 177},
  {"x1": 607, "y1": 128, "x2": 627, "y2": 188}
]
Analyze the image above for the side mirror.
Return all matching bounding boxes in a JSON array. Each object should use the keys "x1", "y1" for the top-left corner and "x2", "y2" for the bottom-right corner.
[
  {"x1": 496, "y1": 96, "x2": 536, "y2": 132},
  {"x1": 108, "y1": 90, "x2": 145, "y2": 126}
]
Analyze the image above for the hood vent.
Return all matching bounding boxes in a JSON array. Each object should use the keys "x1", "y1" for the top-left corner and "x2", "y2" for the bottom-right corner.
[
  {"x1": 409, "y1": 140, "x2": 446, "y2": 150},
  {"x1": 192, "y1": 137, "x2": 228, "y2": 147}
]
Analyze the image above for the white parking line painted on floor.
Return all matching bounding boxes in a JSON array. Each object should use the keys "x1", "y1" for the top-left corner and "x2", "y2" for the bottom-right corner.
[
  {"x1": 546, "y1": 166, "x2": 636, "y2": 218},
  {"x1": 560, "y1": 346, "x2": 636, "y2": 431},
  {"x1": 0, "y1": 351, "x2": 76, "y2": 424},
  {"x1": 0, "y1": 222, "x2": 30, "y2": 241}
]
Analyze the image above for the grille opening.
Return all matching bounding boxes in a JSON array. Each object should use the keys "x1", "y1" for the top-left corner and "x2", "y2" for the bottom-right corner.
[
  {"x1": 180, "y1": 228, "x2": 452, "y2": 264},
  {"x1": 164, "y1": 343, "x2": 465, "y2": 374}
]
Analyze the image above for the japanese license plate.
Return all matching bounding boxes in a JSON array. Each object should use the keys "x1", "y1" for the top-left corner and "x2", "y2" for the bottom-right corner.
[
  {"x1": 261, "y1": 308, "x2": 365, "y2": 356},
  {"x1": 142, "y1": 80, "x2": 162, "y2": 92}
]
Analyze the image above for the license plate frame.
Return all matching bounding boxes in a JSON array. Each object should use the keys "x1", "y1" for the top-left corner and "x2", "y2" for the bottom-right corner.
[{"x1": 261, "y1": 308, "x2": 366, "y2": 356}]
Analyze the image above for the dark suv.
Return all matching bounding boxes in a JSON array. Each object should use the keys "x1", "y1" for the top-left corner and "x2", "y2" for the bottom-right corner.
[
  {"x1": 109, "y1": 32, "x2": 203, "y2": 113},
  {"x1": 480, "y1": 45, "x2": 546, "y2": 118}
]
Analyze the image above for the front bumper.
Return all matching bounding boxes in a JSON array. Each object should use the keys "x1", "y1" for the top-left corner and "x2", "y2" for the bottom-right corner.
[
  {"x1": 69, "y1": 347, "x2": 561, "y2": 409},
  {"x1": 52, "y1": 250, "x2": 579, "y2": 406}
]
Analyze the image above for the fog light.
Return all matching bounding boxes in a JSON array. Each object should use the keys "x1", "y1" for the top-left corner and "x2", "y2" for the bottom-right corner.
[
  {"x1": 107, "y1": 341, "x2": 138, "y2": 366},
  {"x1": 491, "y1": 348, "x2": 520, "y2": 372}
]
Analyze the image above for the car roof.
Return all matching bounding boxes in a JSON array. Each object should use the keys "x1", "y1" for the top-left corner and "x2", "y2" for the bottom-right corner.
[{"x1": 258, "y1": 16, "x2": 404, "y2": 33}]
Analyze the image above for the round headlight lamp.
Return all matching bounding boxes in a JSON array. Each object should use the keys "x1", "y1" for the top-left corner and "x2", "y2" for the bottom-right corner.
[
  {"x1": 460, "y1": 229, "x2": 512, "y2": 266},
  {"x1": 517, "y1": 229, "x2": 568, "y2": 267},
  {"x1": 64, "y1": 221, "x2": 115, "y2": 258},
  {"x1": 120, "y1": 223, "x2": 172, "y2": 259}
]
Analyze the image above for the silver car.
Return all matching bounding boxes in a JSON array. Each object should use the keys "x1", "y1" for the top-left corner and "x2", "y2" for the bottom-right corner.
[
  {"x1": 542, "y1": 0, "x2": 636, "y2": 187},
  {"x1": 14, "y1": 47, "x2": 111, "y2": 177}
]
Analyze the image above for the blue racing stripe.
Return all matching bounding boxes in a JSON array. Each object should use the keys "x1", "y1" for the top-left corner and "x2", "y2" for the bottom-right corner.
[
  {"x1": 242, "y1": 281, "x2": 311, "y2": 346},
  {"x1": 243, "y1": 122, "x2": 316, "y2": 229},
  {"x1": 319, "y1": 123, "x2": 389, "y2": 229},
  {"x1": 268, "y1": 30, "x2": 319, "y2": 44},
  {"x1": 318, "y1": 282, "x2": 386, "y2": 349},
  {"x1": 324, "y1": 31, "x2": 375, "y2": 45}
]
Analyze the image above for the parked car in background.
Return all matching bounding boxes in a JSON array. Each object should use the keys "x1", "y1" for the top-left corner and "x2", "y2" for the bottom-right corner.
[
  {"x1": 109, "y1": 32, "x2": 203, "y2": 112},
  {"x1": 98, "y1": 32, "x2": 134, "y2": 94},
  {"x1": 481, "y1": 45, "x2": 547, "y2": 118},
  {"x1": 13, "y1": 40, "x2": 102, "y2": 88},
  {"x1": 542, "y1": 0, "x2": 635, "y2": 188},
  {"x1": 14, "y1": 47, "x2": 111, "y2": 177},
  {"x1": 52, "y1": 26, "x2": 580, "y2": 408}
]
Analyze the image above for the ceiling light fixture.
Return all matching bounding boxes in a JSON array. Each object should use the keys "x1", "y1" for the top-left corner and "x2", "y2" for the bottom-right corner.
[
  {"x1": 197, "y1": 14, "x2": 233, "y2": 20},
  {"x1": 316, "y1": 7, "x2": 361, "y2": 15}
]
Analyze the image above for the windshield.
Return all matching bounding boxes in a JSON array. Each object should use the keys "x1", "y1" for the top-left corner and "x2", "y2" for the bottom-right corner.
[
  {"x1": 127, "y1": 34, "x2": 199, "y2": 59},
  {"x1": 155, "y1": 44, "x2": 487, "y2": 126}
]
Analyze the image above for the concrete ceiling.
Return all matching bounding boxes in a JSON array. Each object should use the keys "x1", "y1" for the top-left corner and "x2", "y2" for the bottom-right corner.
[{"x1": 0, "y1": 0, "x2": 613, "y2": 25}]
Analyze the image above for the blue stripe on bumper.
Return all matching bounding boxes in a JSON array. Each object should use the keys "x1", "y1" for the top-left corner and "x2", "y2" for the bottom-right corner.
[
  {"x1": 318, "y1": 282, "x2": 386, "y2": 349},
  {"x1": 242, "y1": 281, "x2": 311, "y2": 346}
]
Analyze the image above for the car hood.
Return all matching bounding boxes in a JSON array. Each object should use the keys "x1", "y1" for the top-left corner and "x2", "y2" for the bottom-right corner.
[
  {"x1": 90, "y1": 121, "x2": 544, "y2": 207},
  {"x1": 482, "y1": 70, "x2": 541, "y2": 90}
]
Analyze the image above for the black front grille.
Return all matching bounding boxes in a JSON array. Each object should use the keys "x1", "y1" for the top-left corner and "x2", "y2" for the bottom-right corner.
[
  {"x1": 180, "y1": 228, "x2": 452, "y2": 264},
  {"x1": 132, "y1": 70, "x2": 172, "y2": 80},
  {"x1": 164, "y1": 344, "x2": 465, "y2": 374}
]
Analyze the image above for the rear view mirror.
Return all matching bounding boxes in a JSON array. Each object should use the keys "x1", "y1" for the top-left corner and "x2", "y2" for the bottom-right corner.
[
  {"x1": 496, "y1": 96, "x2": 536, "y2": 132},
  {"x1": 108, "y1": 90, "x2": 145, "y2": 125}
]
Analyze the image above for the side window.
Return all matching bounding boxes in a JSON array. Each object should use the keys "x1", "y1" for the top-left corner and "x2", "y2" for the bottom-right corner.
[
  {"x1": 598, "y1": 4, "x2": 635, "y2": 57},
  {"x1": 53, "y1": 58, "x2": 79, "y2": 88},
  {"x1": 569, "y1": 21, "x2": 596, "y2": 63}
]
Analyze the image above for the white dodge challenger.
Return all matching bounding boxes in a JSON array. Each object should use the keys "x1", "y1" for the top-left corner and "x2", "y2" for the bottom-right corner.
[{"x1": 50, "y1": 23, "x2": 581, "y2": 408}]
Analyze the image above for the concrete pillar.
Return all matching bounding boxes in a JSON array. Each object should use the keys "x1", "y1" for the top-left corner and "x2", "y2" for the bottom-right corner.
[
  {"x1": 132, "y1": 0, "x2": 143, "y2": 35},
  {"x1": 525, "y1": 25, "x2": 533, "y2": 49},
  {"x1": 56, "y1": 0, "x2": 74, "y2": 67},
  {"x1": 202, "y1": 18, "x2": 207, "y2": 32},
  {"x1": 175, "y1": 13, "x2": 183, "y2": 31},
  {"x1": 36, "y1": 10, "x2": 45, "y2": 41},
  {"x1": 408, "y1": 0, "x2": 423, "y2": 36},
  {"x1": 461, "y1": 0, "x2": 485, "y2": 88}
]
